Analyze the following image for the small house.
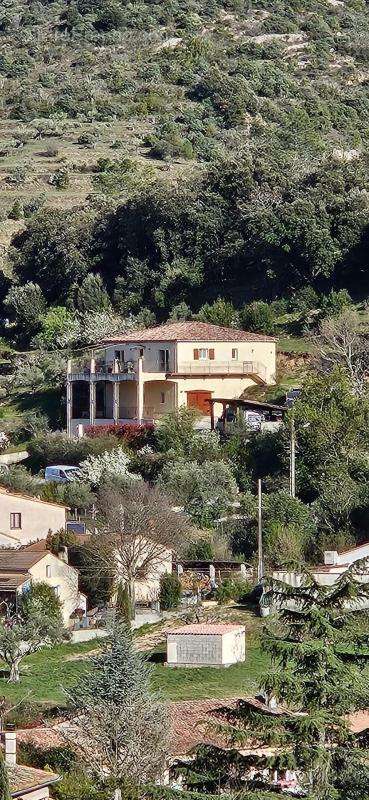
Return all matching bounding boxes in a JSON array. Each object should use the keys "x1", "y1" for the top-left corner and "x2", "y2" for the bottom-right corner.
[
  {"x1": 0, "y1": 487, "x2": 67, "y2": 547},
  {"x1": 166, "y1": 623, "x2": 245, "y2": 667},
  {"x1": 0, "y1": 542, "x2": 86, "y2": 626},
  {"x1": 3, "y1": 728, "x2": 59, "y2": 799}
]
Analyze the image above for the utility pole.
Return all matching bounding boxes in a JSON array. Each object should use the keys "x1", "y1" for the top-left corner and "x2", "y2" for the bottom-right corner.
[
  {"x1": 257, "y1": 478, "x2": 264, "y2": 582},
  {"x1": 290, "y1": 418, "x2": 296, "y2": 499}
]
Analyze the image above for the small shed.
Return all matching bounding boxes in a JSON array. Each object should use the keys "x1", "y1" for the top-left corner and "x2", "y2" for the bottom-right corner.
[{"x1": 166, "y1": 623, "x2": 245, "y2": 667}]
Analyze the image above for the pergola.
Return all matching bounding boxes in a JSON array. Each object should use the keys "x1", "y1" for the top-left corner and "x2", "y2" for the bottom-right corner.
[{"x1": 208, "y1": 397, "x2": 287, "y2": 430}]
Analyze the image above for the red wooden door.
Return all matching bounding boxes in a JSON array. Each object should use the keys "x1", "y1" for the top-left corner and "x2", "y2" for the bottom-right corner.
[{"x1": 187, "y1": 390, "x2": 212, "y2": 415}]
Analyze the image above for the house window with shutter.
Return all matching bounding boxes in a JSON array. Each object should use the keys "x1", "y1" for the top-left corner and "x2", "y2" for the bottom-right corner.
[
  {"x1": 232, "y1": 348, "x2": 238, "y2": 360},
  {"x1": 199, "y1": 348, "x2": 208, "y2": 360}
]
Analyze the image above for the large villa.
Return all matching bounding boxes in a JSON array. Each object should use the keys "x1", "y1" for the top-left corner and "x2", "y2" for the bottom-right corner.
[{"x1": 66, "y1": 321, "x2": 276, "y2": 435}]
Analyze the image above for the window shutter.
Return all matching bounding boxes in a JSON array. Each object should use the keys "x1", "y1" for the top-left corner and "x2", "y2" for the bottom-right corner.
[
  {"x1": 209, "y1": 348, "x2": 215, "y2": 360},
  {"x1": 193, "y1": 349, "x2": 199, "y2": 360}
]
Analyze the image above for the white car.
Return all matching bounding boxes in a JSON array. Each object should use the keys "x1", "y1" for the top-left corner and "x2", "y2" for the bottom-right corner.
[{"x1": 45, "y1": 465, "x2": 82, "y2": 484}]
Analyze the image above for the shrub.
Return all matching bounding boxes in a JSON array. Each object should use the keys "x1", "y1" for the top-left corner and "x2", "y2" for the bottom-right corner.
[
  {"x1": 240, "y1": 301, "x2": 276, "y2": 335},
  {"x1": 215, "y1": 577, "x2": 251, "y2": 605},
  {"x1": 185, "y1": 538, "x2": 214, "y2": 560},
  {"x1": 159, "y1": 572, "x2": 182, "y2": 610},
  {"x1": 28, "y1": 431, "x2": 122, "y2": 469},
  {"x1": 8, "y1": 199, "x2": 23, "y2": 220},
  {"x1": 84, "y1": 423, "x2": 155, "y2": 450}
]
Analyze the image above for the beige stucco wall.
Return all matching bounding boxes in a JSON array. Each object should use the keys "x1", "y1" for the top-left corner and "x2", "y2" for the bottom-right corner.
[
  {"x1": 20, "y1": 553, "x2": 81, "y2": 625},
  {"x1": 0, "y1": 494, "x2": 66, "y2": 546},
  {"x1": 177, "y1": 340, "x2": 276, "y2": 383},
  {"x1": 134, "y1": 547, "x2": 172, "y2": 602}
]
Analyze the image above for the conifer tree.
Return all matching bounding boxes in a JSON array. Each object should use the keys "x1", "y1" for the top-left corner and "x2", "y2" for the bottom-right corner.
[
  {"x1": 65, "y1": 621, "x2": 168, "y2": 792},
  {"x1": 177, "y1": 560, "x2": 369, "y2": 799},
  {"x1": 115, "y1": 581, "x2": 132, "y2": 623}
]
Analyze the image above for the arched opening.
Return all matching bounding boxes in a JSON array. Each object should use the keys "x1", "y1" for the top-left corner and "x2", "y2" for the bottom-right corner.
[{"x1": 72, "y1": 381, "x2": 89, "y2": 419}]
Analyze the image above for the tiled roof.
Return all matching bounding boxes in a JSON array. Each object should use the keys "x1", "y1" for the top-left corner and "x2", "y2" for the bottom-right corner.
[
  {"x1": 0, "y1": 550, "x2": 49, "y2": 571},
  {"x1": 0, "y1": 571, "x2": 30, "y2": 589},
  {"x1": 9, "y1": 764, "x2": 59, "y2": 795},
  {"x1": 167, "y1": 623, "x2": 245, "y2": 635},
  {"x1": 0, "y1": 486, "x2": 68, "y2": 509},
  {"x1": 103, "y1": 321, "x2": 276, "y2": 344}
]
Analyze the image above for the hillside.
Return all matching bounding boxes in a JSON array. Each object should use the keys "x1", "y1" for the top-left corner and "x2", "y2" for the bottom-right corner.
[{"x1": 1, "y1": 0, "x2": 369, "y2": 362}]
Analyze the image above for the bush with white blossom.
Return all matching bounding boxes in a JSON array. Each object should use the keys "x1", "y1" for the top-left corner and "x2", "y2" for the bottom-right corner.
[
  {"x1": 79, "y1": 447, "x2": 140, "y2": 485},
  {"x1": 0, "y1": 432, "x2": 9, "y2": 453}
]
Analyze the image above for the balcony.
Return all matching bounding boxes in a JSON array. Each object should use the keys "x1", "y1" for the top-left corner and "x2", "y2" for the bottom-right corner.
[
  {"x1": 168, "y1": 361, "x2": 267, "y2": 383},
  {"x1": 67, "y1": 357, "x2": 138, "y2": 382}
]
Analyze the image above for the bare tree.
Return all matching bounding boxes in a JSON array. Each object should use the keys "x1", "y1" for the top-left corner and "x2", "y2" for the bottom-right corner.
[
  {"x1": 311, "y1": 309, "x2": 369, "y2": 394},
  {"x1": 84, "y1": 482, "x2": 190, "y2": 615}
]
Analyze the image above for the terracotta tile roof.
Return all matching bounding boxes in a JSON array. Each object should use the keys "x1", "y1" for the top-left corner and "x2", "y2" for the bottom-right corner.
[
  {"x1": 20, "y1": 539, "x2": 48, "y2": 552},
  {"x1": 167, "y1": 623, "x2": 245, "y2": 635},
  {"x1": 0, "y1": 486, "x2": 68, "y2": 509},
  {"x1": 103, "y1": 321, "x2": 276, "y2": 344},
  {"x1": 8, "y1": 764, "x2": 59, "y2": 796},
  {"x1": 0, "y1": 571, "x2": 30, "y2": 589},
  {"x1": 0, "y1": 550, "x2": 48, "y2": 571}
]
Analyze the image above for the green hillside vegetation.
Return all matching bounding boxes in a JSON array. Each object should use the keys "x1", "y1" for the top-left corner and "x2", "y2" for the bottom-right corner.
[
  {"x1": 0, "y1": 0, "x2": 369, "y2": 426},
  {"x1": 1, "y1": 0, "x2": 369, "y2": 309}
]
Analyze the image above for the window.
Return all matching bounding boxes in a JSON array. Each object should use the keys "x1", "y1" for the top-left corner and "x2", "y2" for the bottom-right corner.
[
  {"x1": 115, "y1": 349, "x2": 124, "y2": 363},
  {"x1": 159, "y1": 349, "x2": 170, "y2": 371},
  {"x1": 46, "y1": 565, "x2": 51, "y2": 578},
  {"x1": 160, "y1": 392, "x2": 165, "y2": 404},
  {"x1": 10, "y1": 513, "x2": 21, "y2": 530},
  {"x1": 53, "y1": 586, "x2": 60, "y2": 598},
  {"x1": 232, "y1": 348, "x2": 238, "y2": 360},
  {"x1": 199, "y1": 348, "x2": 208, "y2": 360}
]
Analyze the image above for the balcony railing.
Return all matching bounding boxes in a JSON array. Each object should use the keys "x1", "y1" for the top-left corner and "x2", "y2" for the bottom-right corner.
[
  {"x1": 172, "y1": 361, "x2": 267, "y2": 378},
  {"x1": 68, "y1": 358, "x2": 267, "y2": 381}
]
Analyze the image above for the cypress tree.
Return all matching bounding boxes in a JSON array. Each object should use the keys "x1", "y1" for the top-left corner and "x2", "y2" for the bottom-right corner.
[{"x1": 116, "y1": 581, "x2": 133, "y2": 623}]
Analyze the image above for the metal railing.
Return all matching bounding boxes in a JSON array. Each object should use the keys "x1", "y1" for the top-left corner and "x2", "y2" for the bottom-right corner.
[{"x1": 173, "y1": 361, "x2": 267, "y2": 378}]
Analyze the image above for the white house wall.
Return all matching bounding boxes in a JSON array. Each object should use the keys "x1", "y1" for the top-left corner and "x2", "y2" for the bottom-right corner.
[
  {"x1": 22, "y1": 553, "x2": 81, "y2": 625},
  {"x1": 0, "y1": 494, "x2": 66, "y2": 546}
]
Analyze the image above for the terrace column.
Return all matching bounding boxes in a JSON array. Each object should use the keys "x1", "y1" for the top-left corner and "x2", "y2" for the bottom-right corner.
[
  {"x1": 89, "y1": 357, "x2": 96, "y2": 426},
  {"x1": 137, "y1": 356, "x2": 144, "y2": 423},
  {"x1": 66, "y1": 380, "x2": 72, "y2": 438},
  {"x1": 113, "y1": 382, "x2": 119, "y2": 425}
]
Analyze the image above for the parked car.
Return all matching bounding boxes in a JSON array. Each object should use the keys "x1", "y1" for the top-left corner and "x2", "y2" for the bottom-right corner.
[{"x1": 45, "y1": 465, "x2": 82, "y2": 483}]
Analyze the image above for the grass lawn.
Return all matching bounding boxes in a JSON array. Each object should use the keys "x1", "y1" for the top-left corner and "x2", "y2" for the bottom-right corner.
[
  {"x1": 151, "y1": 639, "x2": 268, "y2": 701},
  {"x1": 0, "y1": 612, "x2": 267, "y2": 707},
  {"x1": 0, "y1": 639, "x2": 98, "y2": 707}
]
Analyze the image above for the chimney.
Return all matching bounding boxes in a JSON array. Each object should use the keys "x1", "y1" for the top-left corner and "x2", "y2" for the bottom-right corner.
[{"x1": 4, "y1": 724, "x2": 16, "y2": 765}]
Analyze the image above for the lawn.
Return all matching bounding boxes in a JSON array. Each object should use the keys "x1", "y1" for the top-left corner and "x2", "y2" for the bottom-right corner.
[
  {"x1": 0, "y1": 618, "x2": 268, "y2": 707},
  {"x1": 0, "y1": 639, "x2": 98, "y2": 706},
  {"x1": 151, "y1": 639, "x2": 269, "y2": 701}
]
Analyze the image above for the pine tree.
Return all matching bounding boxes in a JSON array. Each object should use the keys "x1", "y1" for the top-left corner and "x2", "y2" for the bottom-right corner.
[
  {"x1": 177, "y1": 561, "x2": 369, "y2": 799},
  {"x1": 65, "y1": 621, "x2": 168, "y2": 791},
  {"x1": 0, "y1": 748, "x2": 10, "y2": 800}
]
